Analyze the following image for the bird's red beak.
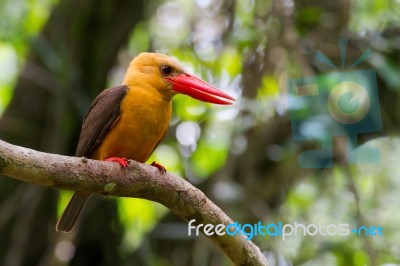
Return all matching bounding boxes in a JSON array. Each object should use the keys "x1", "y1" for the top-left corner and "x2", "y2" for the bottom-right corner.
[{"x1": 166, "y1": 73, "x2": 235, "y2": 105}]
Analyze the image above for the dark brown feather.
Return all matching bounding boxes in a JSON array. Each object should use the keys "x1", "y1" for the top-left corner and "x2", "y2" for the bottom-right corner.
[
  {"x1": 75, "y1": 85, "x2": 128, "y2": 158},
  {"x1": 56, "y1": 85, "x2": 128, "y2": 232},
  {"x1": 56, "y1": 191, "x2": 90, "y2": 232}
]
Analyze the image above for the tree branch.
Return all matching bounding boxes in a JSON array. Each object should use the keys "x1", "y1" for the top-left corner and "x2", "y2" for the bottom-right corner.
[{"x1": 0, "y1": 139, "x2": 268, "y2": 266}]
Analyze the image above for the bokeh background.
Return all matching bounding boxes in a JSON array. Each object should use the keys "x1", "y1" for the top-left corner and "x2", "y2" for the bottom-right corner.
[{"x1": 0, "y1": 0, "x2": 400, "y2": 265}]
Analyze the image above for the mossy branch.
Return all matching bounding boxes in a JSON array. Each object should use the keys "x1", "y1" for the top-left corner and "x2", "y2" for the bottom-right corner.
[{"x1": 0, "y1": 139, "x2": 268, "y2": 266}]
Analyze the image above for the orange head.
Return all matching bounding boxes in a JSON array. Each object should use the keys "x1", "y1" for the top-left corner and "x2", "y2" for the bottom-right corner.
[{"x1": 123, "y1": 52, "x2": 235, "y2": 105}]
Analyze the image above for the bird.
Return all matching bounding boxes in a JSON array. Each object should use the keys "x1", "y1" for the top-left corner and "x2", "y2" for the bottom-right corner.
[{"x1": 56, "y1": 52, "x2": 235, "y2": 232}]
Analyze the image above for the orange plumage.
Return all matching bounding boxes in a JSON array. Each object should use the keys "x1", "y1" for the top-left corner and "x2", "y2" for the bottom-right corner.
[{"x1": 56, "y1": 53, "x2": 234, "y2": 232}]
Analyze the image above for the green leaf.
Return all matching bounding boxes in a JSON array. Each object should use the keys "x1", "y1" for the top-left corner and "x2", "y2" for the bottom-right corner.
[
  {"x1": 191, "y1": 138, "x2": 228, "y2": 178},
  {"x1": 118, "y1": 198, "x2": 167, "y2": 250}
]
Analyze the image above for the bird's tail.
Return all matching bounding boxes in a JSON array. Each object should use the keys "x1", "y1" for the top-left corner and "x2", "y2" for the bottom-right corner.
[{"x1": 56, "y1": 191, "x2": 90, "y2": 232}]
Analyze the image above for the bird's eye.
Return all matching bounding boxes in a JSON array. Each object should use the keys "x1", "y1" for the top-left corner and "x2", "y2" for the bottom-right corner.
[{"x1": 160, "y1": 65, "x2": 173, "y2": 75}]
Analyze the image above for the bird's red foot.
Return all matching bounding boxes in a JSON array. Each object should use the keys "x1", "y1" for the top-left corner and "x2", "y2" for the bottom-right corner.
[
  {"x1": 151, "y1": 161, "x2": 166, "y2": 174},
  {"x1": 105, "y1": 157, "x2": 129, "y2": 167}
]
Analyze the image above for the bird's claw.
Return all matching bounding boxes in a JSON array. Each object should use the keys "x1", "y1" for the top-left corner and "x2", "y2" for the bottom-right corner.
[
  {"x1": 105, "y1": 157, "x2": 129, "y2": 168},
  {"x1": 151, "y1": 161, "x2": 166, "y2": 174}
]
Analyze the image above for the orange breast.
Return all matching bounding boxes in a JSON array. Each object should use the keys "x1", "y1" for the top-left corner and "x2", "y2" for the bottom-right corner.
[{"x1": 92, "y1": 87, "x2": 172, "y2": 163}]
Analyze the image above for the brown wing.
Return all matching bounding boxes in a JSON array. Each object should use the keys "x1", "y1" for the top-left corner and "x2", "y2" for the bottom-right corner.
[{"x1": 75, "y1": 85, "x2": 128, "y2": 157}]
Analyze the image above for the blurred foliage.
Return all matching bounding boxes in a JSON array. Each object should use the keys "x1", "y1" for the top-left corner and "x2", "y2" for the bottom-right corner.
[
  {"x1": 0, "y1": 0, "x2": 56, "y2": 112},
  {"x1": 349, "y1": 0, "x2": 400, "y2": 32},
  {"x1": 118, "y1": 198, "x2": 167, "y2": 251},
  {"x1": 1, "y1": 0, "x2": 400, "y2": 265}
]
